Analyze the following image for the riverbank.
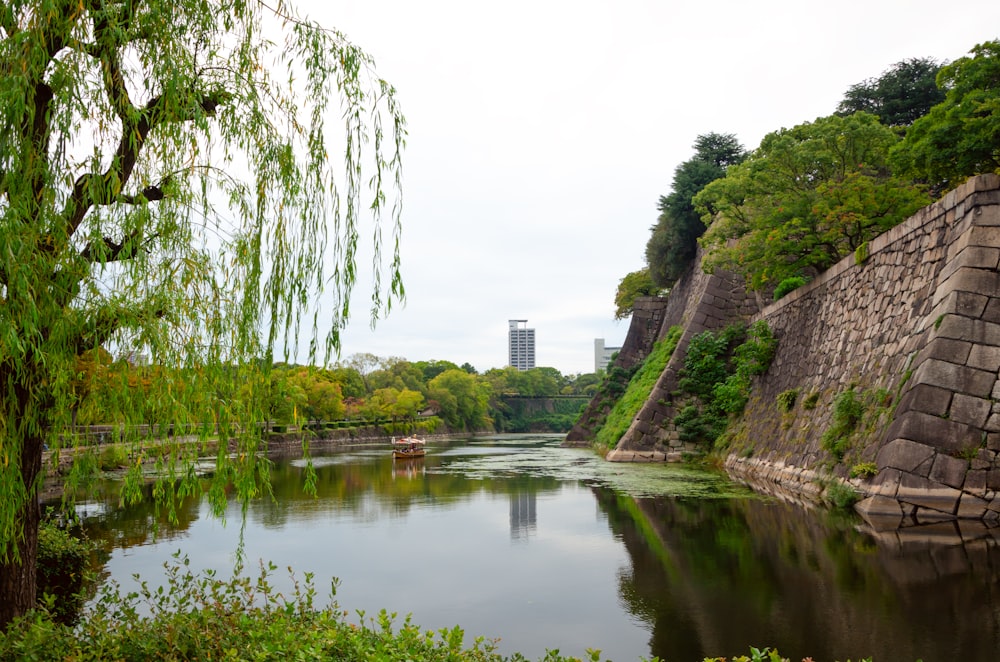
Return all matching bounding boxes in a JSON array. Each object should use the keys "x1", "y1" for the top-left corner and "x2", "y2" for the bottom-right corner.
[{"x1": 38, "y1": 425, "x2": 490, "y2": 502}]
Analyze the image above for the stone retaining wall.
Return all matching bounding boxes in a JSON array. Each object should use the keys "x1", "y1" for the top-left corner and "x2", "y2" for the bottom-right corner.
[
  {"x1": 601, "y1": 174, "x2": 1000, "y2": 525},
  {"x1": 737, "y1": 174, "x2": 1000, "y2": 524},
  {"x1": 564, "y1": 296, "x2": 670, "y2": 444},
  {"x1": 607, "y1": 260, "x2": 760, "y2": 460}
]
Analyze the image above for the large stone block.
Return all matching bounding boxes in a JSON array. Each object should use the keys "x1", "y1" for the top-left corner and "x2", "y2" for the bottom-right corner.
[
  {"x1": 911, "y1": 358, "x2": 996, "y2": 398},
  {"x1": 958, "y1": 246, "x2": 1000, "y2": 270},
  {"x1": 968, "y1": 344, "x2": 1000, "y2": 372},
  {"x1": 932, "y1": 268, "x2": 1000, "y2": 308},
  {"x1": 855, "y1": 495, "x2": 904, "y2": 530},
  {"x1": 884, "y1": 411, "x2": 983, "y2": 453},
  {"x1": 968, "y1": 225, "x2": 1000, "y2": 248},
  {"x1": 973, "y1": 198, "x2": 1000, "y2": 224},
  {"x1": 985, "y1": 413, "x2": 1000, "y2": 433},
  {"x1": 966, "y1": 172, "x2": 1000, "y2": 191},
  {"x1": 897, "y1": 474, "x2": 961, "y2": 515},
  {"x1": 877, "y1": 438, "x2": 935, "y2": 473},
  {"x1": 941, "y1": 246, "x2": 1000, "y2": 281},
  {"x1": 896, "y1": 383, "x2": 953, "y2": 417},
  {"x1": 868, "y1": 467, "x2": 903, "y2": 497},
  {"x1": 929, "y1": 452, "x2": 969, "y2": 489},
  {"x1": 957, "y1": 493, "x2": 990, "y2": 519},
  {"x1": 934, "y1": 314, "x2": 1000, "y2": 347},
  {"x1": 914, "y1": 338, "x2": 972, "y2": 366},
  {"x1": 964, "y1": 469, "x2": 988, "y2": 497},
  {"x1": 949, "y1": 393, "x2": 992, "y2": 428},
  {"x1": 955, "y1": 291, "x2": 990, "y2": 317},
  {"x1": 982, "y1": 297, "x2": 1000, "y2": 324}
]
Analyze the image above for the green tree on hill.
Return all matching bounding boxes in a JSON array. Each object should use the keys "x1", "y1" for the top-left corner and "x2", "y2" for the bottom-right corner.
[
  {"x1": 645, "y1": 133, "x2": 746, "y2": 288},
  {"x1": 614, "y1": 268, "x2": 659, "y2": 320},
  {"x1": 890, "y1": 40, "x2": 1000, "y2": 193},
  {"x1": 837, "y1": 57, "x2": 945, "y2": 126},
  {"x1": 696, "y1": 112, "x2": 929, "y2": 291},
  {"x1": 429, "y1": 369, "x2": 491, "y2": 431},
  {"x1": 0, "y1": 0, "x2": 404, "y2": 626}
]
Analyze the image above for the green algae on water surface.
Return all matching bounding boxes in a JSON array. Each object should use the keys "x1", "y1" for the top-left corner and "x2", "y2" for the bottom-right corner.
[{"x1": 432, "y1": 434, "x2": 760, "y2": 500}]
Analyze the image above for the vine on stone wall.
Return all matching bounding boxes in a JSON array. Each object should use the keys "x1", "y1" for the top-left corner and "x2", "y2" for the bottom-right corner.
[{"x1": 820, "y1": 385, "x2": 893, "y2": 464}]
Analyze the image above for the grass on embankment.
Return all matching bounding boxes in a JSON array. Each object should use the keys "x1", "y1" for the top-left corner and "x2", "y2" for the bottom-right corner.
[{"x1": 596, "y1": 326, "x2": 682, "y2": 450}]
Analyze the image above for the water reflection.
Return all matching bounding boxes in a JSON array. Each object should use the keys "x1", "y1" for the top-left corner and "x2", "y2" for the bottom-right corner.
[
  {"x1": 597, "y1": 492, "x2": 1000, "y2": 662},
  {"x1": 509, "y1": 489, "x2": 537, "y2": 541},
  {"x1": 65, "y1": 435, "x2": 1000, "y2": 662}
]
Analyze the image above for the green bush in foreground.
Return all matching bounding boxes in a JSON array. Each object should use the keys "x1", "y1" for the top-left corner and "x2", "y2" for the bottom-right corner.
[
  {"x1": 36, "y1": 521, "x2": 95, "y2": 626},
  {"x1": 2, "y1": 557, "x2": 885, "y2": 662},
  {"x1": 1, "y1": 556, "x2": 617, "y2": 662},
  {"x1": 702, "y1": 646, "x2": 875, "y2": 662}
]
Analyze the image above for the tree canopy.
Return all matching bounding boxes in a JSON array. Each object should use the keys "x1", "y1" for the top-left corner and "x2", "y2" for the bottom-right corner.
[
  {"x1": 428, "y1": 369, "x2": 491, "y2": 431},
  {"x1": 614, "y1": 268, "x2": 659, "y2": 320},
  {"x1": 645, "y1": 133, "x2": 746, "y2": 288},
  {"x1": 695, "y1": 112, "x2": 930, "y2": 291},
  {"x1": 0, "y1": 0, "x2": 405, "y2": 625},
  {"x1": 890, "y1": 40, "x2": 1000, "y2": 192},
  {"x1": 836, "y1": 57, "x2": 945, "y2": 126}
]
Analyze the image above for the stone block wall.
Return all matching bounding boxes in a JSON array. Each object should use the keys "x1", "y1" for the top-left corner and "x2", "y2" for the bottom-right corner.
[
  {"x1": 564, "y1": 295, "x2": 670, "y2": 444},
  {"x1": 607, "y1": 257, "x2": 760, "y2": 461},
  {"x1": 723, "y1": 174, "x2": 1000, "y2": 523},
  {"x1": 598, "y1": 174, "x2": 1000, "y2": 523}
]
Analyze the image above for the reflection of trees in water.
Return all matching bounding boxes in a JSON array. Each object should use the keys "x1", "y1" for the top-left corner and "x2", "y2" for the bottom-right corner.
[
  {"x1": 250, "y1": 454, "x2": 561, "y2": 528},
  {"x1": 73, "y1": 452, "x2": 562, "y2": 536},
  {"x1": 52, "y1": 480, "x2": 202, "y2": 554},
  {"x1": 47, "y1": 480, "x2": 202, "y2": 592},
  {"x1": 594, "y1": 489, "x2": 1000, "y2": 662}
]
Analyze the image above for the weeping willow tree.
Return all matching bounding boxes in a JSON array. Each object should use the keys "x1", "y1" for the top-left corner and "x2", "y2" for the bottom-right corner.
[{"x1": 0, "y1": 0, "x2": 405, "y2": 625}]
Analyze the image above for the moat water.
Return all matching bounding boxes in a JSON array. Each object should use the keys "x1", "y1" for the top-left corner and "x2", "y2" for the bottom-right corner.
[{"x1": 75, "y1": 434, "x2": 1000, "y2": 661}]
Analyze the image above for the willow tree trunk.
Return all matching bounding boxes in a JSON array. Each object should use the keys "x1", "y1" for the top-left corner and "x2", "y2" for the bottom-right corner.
[{"x1": 0, "y1": 398, "x2": 45, "y2": 628}]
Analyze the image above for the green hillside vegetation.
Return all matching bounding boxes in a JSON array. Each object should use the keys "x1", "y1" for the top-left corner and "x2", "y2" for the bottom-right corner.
[
  {"x1": 596, "y1": 326, "x2": 683, "y2": 449},
  {"x1": 695, "y1": 112, "x2": 930, "y2": 291},
  {"x1": 600, "y1": 38, "x2": 1000, "y2": 457},
  {"x1": 631, "y1": 40, "x2": 999, "y2": 299},
  {"x1": 674, "y1": 322, "x2": 777, "y2": 448}
]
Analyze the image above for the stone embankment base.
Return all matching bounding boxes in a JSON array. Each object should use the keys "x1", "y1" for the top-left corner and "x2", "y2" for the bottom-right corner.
[
  {"x1": 606, "y1": 449, "x2": 685, "y2": 462},
  {"x1": 725, "y1": 455, "x2": 828, "y2": 503}
]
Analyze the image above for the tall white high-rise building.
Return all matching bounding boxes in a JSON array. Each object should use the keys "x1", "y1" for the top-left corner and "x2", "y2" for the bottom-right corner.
[{"x1": 508, "y1": 319, "x2": 536, "y2": 371}]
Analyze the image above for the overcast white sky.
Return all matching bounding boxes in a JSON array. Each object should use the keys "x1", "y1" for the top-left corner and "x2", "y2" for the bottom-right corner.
[{"x1": 298, "y1": 0, "x2": 1000, "y2": 376}]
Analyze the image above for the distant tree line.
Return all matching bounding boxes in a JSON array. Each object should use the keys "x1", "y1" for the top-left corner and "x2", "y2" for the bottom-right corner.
[{"x1": 70, "y1": 350, "x2": 603, "y2": 435}]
